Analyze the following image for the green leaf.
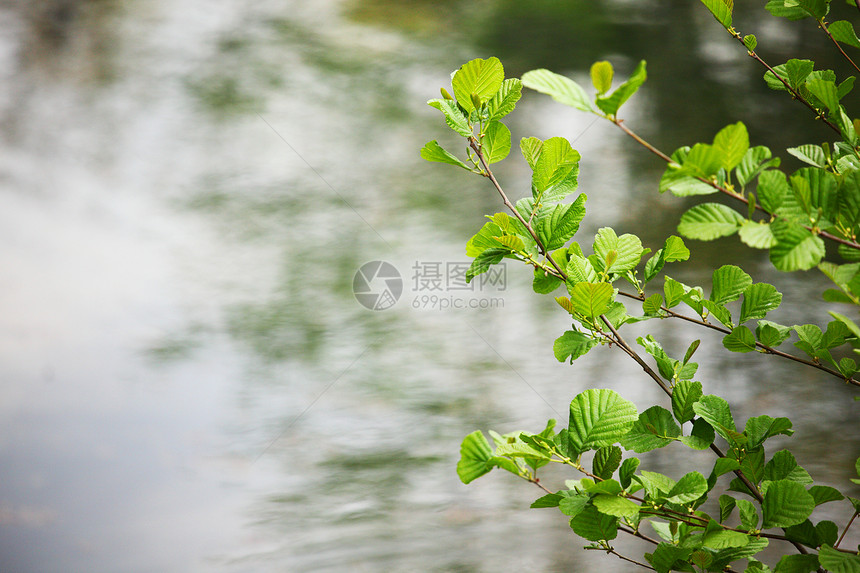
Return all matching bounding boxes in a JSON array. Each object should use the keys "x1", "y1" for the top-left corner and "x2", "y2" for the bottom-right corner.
[
  {"x1": 673, "y1": 380, "x2": 703, "y2": 423},
  {"x1": 740, "y1": 283, "x2": 782, "y2": 323},
  {"x1": 711, "y1": 265, "x2": 753, "y2": 304},
  {"x1": 644, "y1": 236, "x2": 690, "y2": 282},
  {"x1": 723, "y1": 326, "x2": 757, "y2": 353},
  {"x1": 487, "y1": 78, "x2": 523, "y2": 121},
  {"x1": 466, "y1": 248, "x2": 508, "y2": 282},
  {"x1": 427, "y1": 98, "x2": 472, "y2": 137},
  {"x1": 681, "y1": 418, "x2": 716, "y2": 450},
  {"x1": 420, "y1": 140, "x2": 469, "y2": 169},
  {"x1": 530, "y1": 491, "x2": 567, "y2": 508},
  {"x1": 766, "y1": 0, "x2": 812, "y2": 19},
  {"x1": 593, "y1": 494, "x2": 640, "y2": 518},
  {"x1": 796, "y1": 0, "x2": 829, "y2": 18},
  {"x1": 774, "y1": 554, "x2": 821, "y2": 573},
  {"x1": 702, "y1": 299, "x2": 733, "y2": 329},
  {"x1": 678, "y1": 203, "x2": 743, "y2": 240},
  {"x1": 595, "y1": 60, "x2": 647, "y2": 117},
  {"x1": 830, "y1": 20, "x2": 860, "y2": 49},
  {"x1": 745, "y1": 416, "x2": 794, "y2": 449},
  {"x1": 738, "y1": 498, "x2": 759, "y2": 530},
  {"x1": 761, "y1": 480, "x2": 816, "y2": 528},
  {"x1": 765, "y1": 59, "x2": 815, "y2": 92},
  {"x1": 739, "y1": 220, "x2": 778, "y2": 249},
  {"x1": 714, "y1": 122, "x2": 749, "y2": 171},
  {"x1": 747, "y1": 560, "x2": 772, "y2": 573},
  {"x1": 532, "y1": 137, "x2": 581, "y2": 200},
  {"x1": 569, "y1": 504, "x2": 618, "y2": 541},
  {"x1": 452, "y1": 57, "x2": 504, "y2": 114},
  {"x1": 667, "y1": 472, "x2": 708, "y2": 504},
  {"x1": 533, "y1": 249, "x2": 568, "y2": 294},
  {"x1": 704, "y1": 529, "x2": 751, "y2": 549},
  {"x1": 736, "y1": 146, "x2": 779, "y2": 187},
  {"x1": 569, "y1": 282, "x2": 614, "y2": 318},
  {"x1": 590, "y1": 61, "x2": 613, "y2": 95},
  {"x1": 694, "y1": 395, "x2": 739, "y2": 444},
  {"x1": 808, "y1": 485, "x2": 844, "y2": 506},
  {"x1": 764, "y1": 450, "x2": 813, "y2": 484},
  {"x1": 567, "y1": 389, "x2": 639, "y2": 456},
  {"x1": 553, "y1": 330, "x2": 598, "y2": 363},
  {"x1": 619, "y1": 457, "x2": 640, "y2": 489},
  {"x1": 769, "y1": 220, "x2": 826, "y2": 271},
  {"x1": 481, "y1": 121, "x2": 511, "y2": 164},
  {"x1": 520, "y1": 136, "x2": 542, "y2": 170},
  {"x1": 664, "y1": 277, "x2": 687, "y2": 308},
  {"x1": 559, "y1": 492, "x2": 591, "y2": 517},
  {"x1": 635, "y1": 471, "x2": 676, "y2": 500},
  {"x1": 457, "y1": 431, "x2": 493, "y2": 483},
  {"x1": 712, "y1": 538, "x2": 769, "y2": 569},
  {"x1": 566, "y1": 250, "x2": 601, "y2": 284},
  {"x1": 818, "y1": 521, "x2": 840, "y2": 547},
  {"x1": 700, "y1": 0, "x2": 733, "y2": 28},
  {"x1": 647, "y1": 543, "x2": 694, "y2": 573},
  {"x1": 787, "y1": 144, "x2": 827, "y2": 168},
  {"x1": 758, "y1": 169, "x2": 792, "y2": 212},
  {"x1": 537, "y1": 194, "x2": 587, "y2": 250},
  {"x1": 593, "y1": 445, "x2": 623, "y2": 480},
  {"x1": 819, "y1": 545, "x2": 860, "y2": 573},
  {"x1": 620, "y1": 406, "x2": 681, "y2": 453},
  {"x1": 643, "y1": 293, "x2": 664, "y2": 315},
  {"x1": 713, "y1": 457, "x2": 741, "y2": 477},
  {"x1": 521, "y1": 68, "x2": 596, "y2": 113},
  {"x1": 494, "y1": 440, "x2": 550, "y2": 460},
  {"x1": 744, "y1": 34, "x2": 758, "y2": 52},
  {"x1": 683, "y1": 142, "x2": 724, "y2": 178},
  {"x1": 806, "y1": 77, "x2": 839, "y2": 113},
  {"x1": 720, "y1": 494, "x2": 737, "y2": 522},
  {"x1": 593, "y1": 227, "x2": 644, "y2": 273}
]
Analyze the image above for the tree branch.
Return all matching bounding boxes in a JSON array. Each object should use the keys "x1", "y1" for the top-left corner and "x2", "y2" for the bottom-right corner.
[
  {"x1": 820, "y1": 19, "x2": 860, "y2": 75},
  {"x1": 609, "y1": 120, "x2": 860, "y2": 251},
  {"x1": 616, "y1": 291, "x2": 860, "y2": 388},
  {"x1": 469, "y1": 137, "x2": 569, "y2": 280}
]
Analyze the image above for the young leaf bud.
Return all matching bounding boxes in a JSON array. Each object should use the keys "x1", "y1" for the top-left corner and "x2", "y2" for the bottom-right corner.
[{"x1": 470, "y1": 92, "x2": 483, "y2": 111}]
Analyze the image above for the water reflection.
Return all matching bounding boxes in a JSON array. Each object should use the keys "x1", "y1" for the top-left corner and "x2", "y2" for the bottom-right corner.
[{"x1": 0, "y1": 0, "x2": 857, "y2": 571}]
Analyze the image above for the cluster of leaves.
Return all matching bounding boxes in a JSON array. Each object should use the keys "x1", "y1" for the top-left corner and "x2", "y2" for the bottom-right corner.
[
  {"x1": 457, "y1": 386, "x2": 860, "y2": 572},
  {"x1": 421, "y1": 1, "x2": 860, "y2": 571}
]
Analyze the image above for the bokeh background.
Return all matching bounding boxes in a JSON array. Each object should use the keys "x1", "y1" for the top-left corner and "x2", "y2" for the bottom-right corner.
[{"x1": 0, "y1": 0, "x2": 858, "y2": 571}]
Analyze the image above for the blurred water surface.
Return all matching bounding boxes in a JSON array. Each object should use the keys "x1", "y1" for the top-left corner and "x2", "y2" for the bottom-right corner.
[{"x1": 0, "y1": 1, "x2": 857, "y2": 571}]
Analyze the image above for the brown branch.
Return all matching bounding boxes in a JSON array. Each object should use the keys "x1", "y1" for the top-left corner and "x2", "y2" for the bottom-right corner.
[
  {"x1": 734, "y1": 38, "x2": 842, "y2": 134},
  {"x1": 836, "y1": 511, "x2": 859, "y2": 548},
  {"x1": 616, "y1": 291, "x2": 860, "y2": 388},
  {"x1": 600, "y1": 315, "x2": 673, "y2": 397},
  {"x1": 609, "y1": 120, "x2": 860, "y2": 251},
  {"x1": 821, "y1": 20, "x2": 860, "y2": 74},
  {"x1": 619, "y1": 525, "x2": 660, "y2": 546},
  {"x1": 583, "y1": 546, "x2": 656, "y2": 571},
  {"x1": 469, "y1": 137, "x2": 569, "y2": 280}
]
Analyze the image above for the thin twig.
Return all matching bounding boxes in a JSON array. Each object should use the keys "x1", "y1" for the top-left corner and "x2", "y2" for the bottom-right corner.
[
  {"x1": 616, "y1": 291, "x2": 860, "y2": 387},
  {"x1": 611, "y1": 120, "x2": 860, "y2": 251},
  {"x1": 619, "y1": 525, "x2": 660, "y2": 546},
  {"x1": 601, "y1": 316, "x2": 673, "y2": 397},
  {"x1": 583, "y1": 547, "x2": 656, "y2": 571},
  {"x1": 836, "y1": 511, "x2": 859, "y2": 548},
  {"x1": 820, "y1": 19, "x2": 860, "y2": 75},
  {"x1": 734, "y1": 38, "x2": 842, "y2": 134},
  {"x1": 469, "y1": 137, "x2": 569, "y2": 280}
]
